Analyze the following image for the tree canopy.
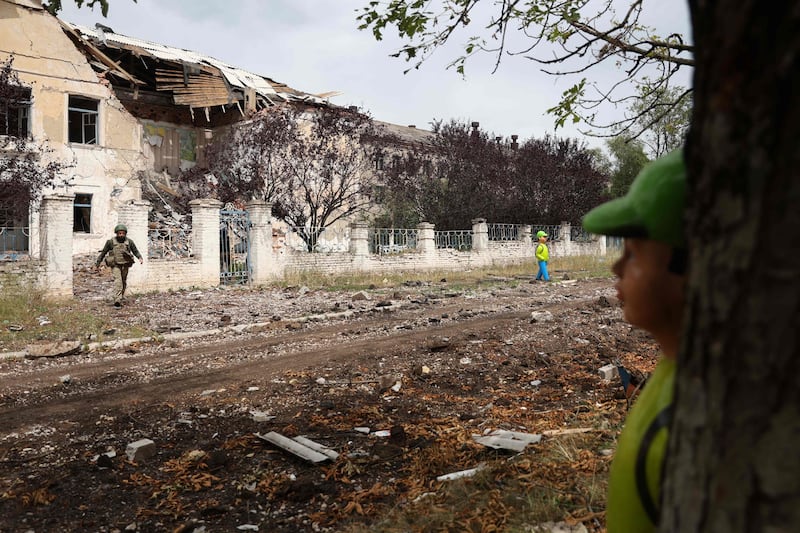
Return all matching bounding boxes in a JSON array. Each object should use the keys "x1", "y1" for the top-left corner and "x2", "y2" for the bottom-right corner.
[{"x1": 377, "y1": 120, "x2": 608, "y2": 229}]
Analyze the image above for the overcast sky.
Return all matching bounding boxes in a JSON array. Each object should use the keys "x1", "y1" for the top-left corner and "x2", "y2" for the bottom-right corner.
[{"x1": 58, "y1": 0, "x2": 693, "y2": 149}]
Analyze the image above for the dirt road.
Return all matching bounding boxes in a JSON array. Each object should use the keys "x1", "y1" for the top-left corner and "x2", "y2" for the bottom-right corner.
[{"x1": 0, "y1": 276, "x2": 658, "y2": 532}]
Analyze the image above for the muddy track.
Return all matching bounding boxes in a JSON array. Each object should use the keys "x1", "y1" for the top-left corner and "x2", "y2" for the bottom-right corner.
[{"x1": 0, "y1": 281, "x2": 610, "y2": 435}]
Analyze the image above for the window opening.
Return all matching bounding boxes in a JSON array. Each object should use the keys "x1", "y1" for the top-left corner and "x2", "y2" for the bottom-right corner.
[
  {"x1": 73, "y1": 193, "x2": 92, "y2": 233},
  {"x1": 0, "y1": 86, "x2": 31, "y2": 138},
  {"x1": 68, "y1": 96, "x2": 98, "y2": 144}
]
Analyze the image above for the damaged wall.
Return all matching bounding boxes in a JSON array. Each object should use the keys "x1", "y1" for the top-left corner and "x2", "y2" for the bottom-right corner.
[{"x1": 0, "y1": 0, "x2": 152, "y2": 255}]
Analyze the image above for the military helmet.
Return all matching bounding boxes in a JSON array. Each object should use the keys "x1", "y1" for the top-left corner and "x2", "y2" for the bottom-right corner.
[
  {"x1": 582, "y1": 149, "x2": 686, "y2": 248},
  {"x1": 114, "y1": 224, "x2": 128, "y2": 233}
]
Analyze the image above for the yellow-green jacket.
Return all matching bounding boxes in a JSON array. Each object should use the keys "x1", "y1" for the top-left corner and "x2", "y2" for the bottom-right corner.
[
  {"x1": 607, "y1": 357, "x2": 675, "y2": 532},
  {"x1": 535, "y1": 243, "x2": 549, "y2": 262}
]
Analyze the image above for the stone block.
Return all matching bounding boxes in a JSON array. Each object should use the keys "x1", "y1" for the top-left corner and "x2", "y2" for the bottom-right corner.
[
  {"x1": 126, "y1": 438, "x2": 156, "y2": 462},
  {"x1": 598, "y1": 364, "x2": 619, "y2": 381}
]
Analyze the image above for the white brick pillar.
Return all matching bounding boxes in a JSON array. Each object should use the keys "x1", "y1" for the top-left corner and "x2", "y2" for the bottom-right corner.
[
  {"x1": 247, "y1": 200, "x2": 273, "y2": 285},
  {"x1": 472, "y1": 218, "x2": 488, "y2": 252},
  {"x1": 520, "y1": 225, "x2": 532, "y2": 245},
  {"x1": 560, "y1": 221, "x2": 571, "y2": 256},
  {"x1": 190, "y1": 198, "x2": 222, "y2": 287},
  {"x1": 39, "y1": 194, "x2": 74, "y2": 299},
  {"x1": 117, "y1": 200, "x2": 150, "y2": 291},
  {"x1": 350, "y1": 222, "x2": 369, "y2": 257},
  {"x1": 416, "y1": 222, "x2": 435, "y2": 254}
]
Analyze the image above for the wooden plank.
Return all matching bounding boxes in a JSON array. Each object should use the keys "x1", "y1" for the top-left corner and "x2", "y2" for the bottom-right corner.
[{"x1": 256, "y1": 432, "x2": 330, "y2": 463}]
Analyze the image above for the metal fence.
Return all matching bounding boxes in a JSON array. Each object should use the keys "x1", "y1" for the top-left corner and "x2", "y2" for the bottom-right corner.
[
  {"x1": 487, "y1": 223, "x2": 520, "y2": 241},
  {"x1": 285, "y1": 226, "x2": 351, "y2": 252},
  {"x1": 570, "y1": 225, "x2": 593, "y2": 242},
  {"x1": 532, "y1": 225, "x2": 562, "y2": 241},
  {"x1": 369, "y1": 228, "x2": 418, "y2": 255},
  {"x1": 435, "y1": 230, "x2": 473, "y2": 250},
  {"x1": 0, "y1": 226, "x2": 30, "y2": 259},
  {"x1": 148, "y1": 227, "x2": 192, "y2": 259}
]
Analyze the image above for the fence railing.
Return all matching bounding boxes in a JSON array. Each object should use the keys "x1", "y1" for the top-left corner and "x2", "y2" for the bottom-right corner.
[
  {"x1": 0, "y1": 226, "x2": 30, "y2": 259},
  {"x1": 570, "y1": 226, "x2": 593, "y2": 242},
  {"x1": 532, "y1": 225, "x2": 562, "y2": 241},
  {"x1": 487, "y1": 223, "x2": 520, "y2": 241},
  {"x1": 148, "y1": 227, "x2": 192, "y2": 259},
  {"x1": 435, "y1": 230, "x2": 473, "y2": 250},
  {"x1": 369, "y1": 228, "x2": 418, "y2": 255},
  {"x1": 285, "y1": 226, "x2": 351, "y2": 253}
]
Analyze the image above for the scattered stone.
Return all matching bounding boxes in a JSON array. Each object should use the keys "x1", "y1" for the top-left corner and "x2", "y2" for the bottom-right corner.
[
  {"x1": 530, "y1": 310, "x2": 554, "y2": 323},
  {"x1": 246, "y1": 386, "x2": 260, "y2": 392},
  {"x1": 596, "y1": 295, "x2": 611, "y2": 307},
  {"x1": 427, "y1": 337, "x2": 450, "y2": 352},
  {"x1": 298, "y1": 286, "x2": 310, "y2": 296},
  {"x1": 598, "y1": 364, "x2": 619, "y2": 381},
  {"x1": 436, "y1": 464, "x2": 486, "y2": 482},
  {"x1": 352, "y1": 291, "x2": 371, "y2": 301},
  {"x1": 252, "y1": 410, "x2": 274, "y2": 422},
  {"x1": 459, "y1": 357, "x2": 472, "y2": 365},
  {"x1": 200, "y1": 389, "x2": 217, "y2": 396},
  {"x1": 37, "y1": 316, "x2": 51, "y2": 326},
  {"x1": 285, "y1": 322, "x2": 303, "y2": 331},
  {"x1": 378, "y1": 374, "x2": 402, "y2": 392},
  {"x1": 375, "y1": 300, "x2": 392, "y2": 307},
  {"x1": 103, "y1": 328, "x2": 117, "y2": 335},
  {"x1": 412, "y1": 364, "x2": 431, "y2": 376},
  {"x1": 125, "y1": 439, "x2": 156, "y2": 462},
  {"x1": 26, "y1": 340, "x2": 82, "y2": 359},
  {"x1": 354, "y1": 427, "x2": 370, "y2": 434},
  {"x1": 59, "y1": 375, "x2": 71, "y2": 384},
  {"x1": 316, "y1": 377, "x2": 327, "y2": 385}
]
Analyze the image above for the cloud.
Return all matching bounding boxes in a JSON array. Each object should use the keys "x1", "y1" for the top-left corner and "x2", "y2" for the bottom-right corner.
[{"x1": 57, "y1": 0, "x2": 692, "y2": 148}]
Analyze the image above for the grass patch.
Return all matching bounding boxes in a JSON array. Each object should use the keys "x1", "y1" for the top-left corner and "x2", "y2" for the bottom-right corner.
[
  {"x1": 0, "y1": 282, "x2": 150, "y2": 352},
  {"x1": 282, "y1": 255, "x2": 617, "y2": 292}
]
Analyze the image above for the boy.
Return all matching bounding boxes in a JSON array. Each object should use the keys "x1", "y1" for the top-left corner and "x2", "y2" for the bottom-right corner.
[
  {"x1": 95, "y1": 224, "x2": 144, "y2": 307},
  {"x1": 534, "y1": 230, "x2": 550, "y2": 281},
  {"x1": 582, "y1": 150, "x2": 686, "y2": 532}
]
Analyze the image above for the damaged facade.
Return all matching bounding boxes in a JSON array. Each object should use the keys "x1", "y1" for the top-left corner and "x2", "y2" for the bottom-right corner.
[{"x1": 0, "y1": 0, "x2": 366, "y2": 257}]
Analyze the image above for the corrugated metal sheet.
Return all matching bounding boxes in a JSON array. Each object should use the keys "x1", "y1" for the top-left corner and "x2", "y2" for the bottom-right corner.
[{"x1": 64, "y1": 22, "x2": 327, "y2": 105}]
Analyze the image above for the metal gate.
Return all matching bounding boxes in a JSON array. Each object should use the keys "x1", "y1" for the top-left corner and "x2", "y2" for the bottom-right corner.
[{"x1": 219, "y1": 208, "x2": 251, "y2": 285}]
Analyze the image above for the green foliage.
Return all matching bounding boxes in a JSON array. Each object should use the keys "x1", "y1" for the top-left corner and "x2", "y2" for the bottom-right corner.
[
  {"x1": 628, "y1": 82, "x2": 692, "y2": 157},
  {"x1": 605, "y1": 136, "x2": 649, "y2": 198}
]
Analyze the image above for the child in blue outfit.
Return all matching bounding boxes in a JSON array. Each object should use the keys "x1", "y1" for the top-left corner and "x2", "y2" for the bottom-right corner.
[{"x1": 535, "y1": 230, "x2": 550, "y2": 281}]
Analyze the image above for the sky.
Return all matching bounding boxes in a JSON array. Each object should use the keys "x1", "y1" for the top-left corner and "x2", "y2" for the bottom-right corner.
[{"x1": 57, "y1": 0, "x2": 693, "y2": 149}]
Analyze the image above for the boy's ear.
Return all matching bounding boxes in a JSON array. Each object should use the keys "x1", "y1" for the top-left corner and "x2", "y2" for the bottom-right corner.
[{"x1": 667, "y1": 248, "x2": 688, "y2": 275}]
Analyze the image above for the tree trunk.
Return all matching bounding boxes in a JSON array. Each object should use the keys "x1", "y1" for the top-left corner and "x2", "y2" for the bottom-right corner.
[{"x1": 661, "y1": 1, "x2": 800, "y2": 531}]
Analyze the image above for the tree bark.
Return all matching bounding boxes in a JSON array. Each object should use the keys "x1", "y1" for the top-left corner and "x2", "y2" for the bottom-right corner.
[{"x1": 661, "y1": 1, "x2": 800, "y2": 531}]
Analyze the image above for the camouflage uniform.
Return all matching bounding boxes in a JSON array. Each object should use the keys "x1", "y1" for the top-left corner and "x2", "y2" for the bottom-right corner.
[{"x1": 96, "y1": 226, "x2": 143, "y2": 306}]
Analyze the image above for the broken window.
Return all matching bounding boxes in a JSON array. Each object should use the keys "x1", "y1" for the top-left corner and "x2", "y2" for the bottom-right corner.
[
  {"x1": 73, "y1": 193, "x2": 92, "y2": 233},
  {"x1": 179, "y1": 128, "x2": 197, "y2": 163},
  {"x1": 373, "y1": 151, "x2": 384, "y2": 171},
  {"x1": 0, "y1": 85, "x2": 31, "y2": 138},
  {"x1": 68, "y1": 96, "x2": 99, "y2": 144}
]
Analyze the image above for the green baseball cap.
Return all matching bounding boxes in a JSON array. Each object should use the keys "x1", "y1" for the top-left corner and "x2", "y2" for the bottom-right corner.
[
  {"x1": 536, "y1": 230, "x2": 548, "y2": 238},
  {"x1": 582, "y1": 149, "x2": 686, "y2": 248}
]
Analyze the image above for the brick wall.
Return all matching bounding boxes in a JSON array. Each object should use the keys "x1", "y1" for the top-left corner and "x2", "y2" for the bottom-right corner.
[
  {"x1": 0, "y1": 260, "x2": 46, "y2": 292},
  {"x1": 136, "y1": 259, "x2": 207, "y2": 293}
]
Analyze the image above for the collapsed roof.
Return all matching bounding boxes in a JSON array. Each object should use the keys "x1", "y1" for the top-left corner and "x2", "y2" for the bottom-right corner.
[{"x1": 60, "y1": 20, "x2": 337, "y2": 119}]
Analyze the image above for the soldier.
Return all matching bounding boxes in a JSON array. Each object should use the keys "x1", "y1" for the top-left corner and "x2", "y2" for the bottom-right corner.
[{"x1": 95, "y1": 224, "x2": 143, "y2": 308}]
